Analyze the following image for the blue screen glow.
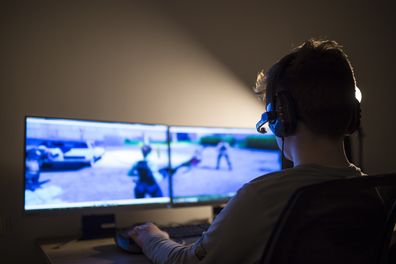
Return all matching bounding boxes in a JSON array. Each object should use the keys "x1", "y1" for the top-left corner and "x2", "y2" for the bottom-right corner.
[
  {"x1": 24, "y1": 117, "x2": 282, "y2": 210},
  {"x1": 169, "y1": 126, "x2": 281, "y2": 204},
  {"x1": 24, "y1": 117, "x2": 170, "y2": 211}
]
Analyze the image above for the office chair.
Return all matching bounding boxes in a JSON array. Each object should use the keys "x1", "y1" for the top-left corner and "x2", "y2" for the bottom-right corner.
[
  {"x1": 379, "y1": 181, "x2": 396, "y2": 264},
  {"x1": 260, "y1": 174, "x2": 396, "y2": 264},
  {"x1": 389, "y1": 232, "x2": 396, "y2": 264}
]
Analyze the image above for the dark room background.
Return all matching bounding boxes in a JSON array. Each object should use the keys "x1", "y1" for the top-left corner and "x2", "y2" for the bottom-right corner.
[{"x1": 1, "y1": 1, "x2": 395, "y2": 263}]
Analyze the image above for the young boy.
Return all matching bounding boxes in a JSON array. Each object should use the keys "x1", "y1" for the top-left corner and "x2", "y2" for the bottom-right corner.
[{"x1": 129, "y1": 39, "x2": 364, "y2": 263}]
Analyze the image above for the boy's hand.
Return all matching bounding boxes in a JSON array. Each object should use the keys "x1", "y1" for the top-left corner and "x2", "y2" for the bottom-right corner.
[{"x1": 128, "y1": 222, "x2": 170, "y2": 248}]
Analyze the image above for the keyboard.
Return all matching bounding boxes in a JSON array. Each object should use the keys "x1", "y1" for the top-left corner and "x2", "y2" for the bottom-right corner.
[{"x1": 160, "y1": 223, "x2": 210, "y2": 238}]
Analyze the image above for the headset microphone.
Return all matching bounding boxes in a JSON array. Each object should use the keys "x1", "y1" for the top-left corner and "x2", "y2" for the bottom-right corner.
[{"x1": 256, "y1": 113, "x2": 269, "y2": 133}]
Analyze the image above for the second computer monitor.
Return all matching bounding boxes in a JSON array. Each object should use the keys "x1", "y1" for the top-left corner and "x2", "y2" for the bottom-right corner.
[{"x1": 169, "y1": 126, "x2": 282, "y2": 205}]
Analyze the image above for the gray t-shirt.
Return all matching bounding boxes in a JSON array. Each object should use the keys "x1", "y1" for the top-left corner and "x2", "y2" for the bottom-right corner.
[{"x1": 142, "y1": 164, "x2": 365, "y2": 264}]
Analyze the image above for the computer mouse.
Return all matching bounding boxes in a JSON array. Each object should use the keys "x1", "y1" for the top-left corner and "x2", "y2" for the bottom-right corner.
[{"x1": 114, "y1": 228, "x2": 143, "y2": 254}]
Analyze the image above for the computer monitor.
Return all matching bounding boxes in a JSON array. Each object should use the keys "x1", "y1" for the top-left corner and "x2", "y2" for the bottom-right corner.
[
  {"x1": 169, "y1": 126, "x2": 282, "y2": 205},
  {"x1": 24, "y1": 116, "x2": 170, "y2": 211}
]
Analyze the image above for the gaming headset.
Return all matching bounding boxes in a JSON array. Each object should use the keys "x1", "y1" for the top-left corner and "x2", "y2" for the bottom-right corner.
[{"x1": 256, "y1": 55, "x2": 361, "y2": 138}]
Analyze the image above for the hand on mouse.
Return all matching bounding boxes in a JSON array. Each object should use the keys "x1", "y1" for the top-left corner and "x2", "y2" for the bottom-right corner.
[{"x1": 128, "y1": 222, "x2": 170, "y2": 248}]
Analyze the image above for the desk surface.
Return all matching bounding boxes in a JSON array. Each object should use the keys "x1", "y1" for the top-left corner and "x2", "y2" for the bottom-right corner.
[{"x1": 39, "y1": 237, "x2": 151, "y2": 264}]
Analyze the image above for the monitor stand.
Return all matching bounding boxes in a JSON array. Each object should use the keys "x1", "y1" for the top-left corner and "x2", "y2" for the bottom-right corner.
[{"x1": 80, "y1": 214, "x2": 116, "y2": 240}]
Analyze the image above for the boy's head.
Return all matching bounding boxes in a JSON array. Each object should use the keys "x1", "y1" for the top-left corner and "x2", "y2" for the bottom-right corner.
[{"x1": 255, "y1": 39, "x2": 360, "y2": 140}]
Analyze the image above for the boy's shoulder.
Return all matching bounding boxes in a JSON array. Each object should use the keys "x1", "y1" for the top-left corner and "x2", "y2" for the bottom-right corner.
[
  {"x1": 244, "y1": 164, "x2": 364, "y2": 193},
  {"x1": 248, "y1": 167, "x2": 304, "y2": 184}
]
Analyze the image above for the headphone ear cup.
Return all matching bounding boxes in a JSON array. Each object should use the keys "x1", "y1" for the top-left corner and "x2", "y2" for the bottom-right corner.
[
  {"x1": 268, "y1": 96, "x2": 281, "y2": 136},
  {"x1": 269, "y1": 116, "x2": 283, "y2": 137},
  {"x1": 346, "y1": 99, "x2": 361, "y2": 135},
  {"x1": 270, "y1": 92, "x2": 298, "y2": 137}
]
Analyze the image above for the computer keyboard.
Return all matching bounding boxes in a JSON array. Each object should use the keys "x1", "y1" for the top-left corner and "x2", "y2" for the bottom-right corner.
[{"x1": 160, "y1": 223, "x2": 210, "y2": 238}]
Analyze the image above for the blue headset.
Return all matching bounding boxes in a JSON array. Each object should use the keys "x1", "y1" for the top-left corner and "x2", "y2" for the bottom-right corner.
[
  {"x1": 255, "y1": 89, "x2": 298, "y2": 137},
  {"x1": 255, "y1": 55, "x2": 360, "y2": 137},
  {"x1": 256, "y1": 87, "x2": 360, "y2": 137}
]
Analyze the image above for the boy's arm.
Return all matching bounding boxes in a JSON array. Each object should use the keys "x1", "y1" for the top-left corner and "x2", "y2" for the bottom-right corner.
[{"x1": 130, "y1": 184, "x2": 273, "y2": 264}]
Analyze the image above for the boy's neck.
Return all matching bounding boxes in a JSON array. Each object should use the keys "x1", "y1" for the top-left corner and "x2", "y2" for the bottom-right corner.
[{"x1": 288, "y1": 127, "x2": 350, "y2": 168}]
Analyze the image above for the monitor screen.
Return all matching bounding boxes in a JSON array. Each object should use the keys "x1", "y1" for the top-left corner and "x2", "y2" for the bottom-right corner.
[
  {"x1": 169, "y1": 126, "x2": 281, "y2": 204},
  {"x1": 24, "y1": 117, "x2": 170, "y2": 211}
]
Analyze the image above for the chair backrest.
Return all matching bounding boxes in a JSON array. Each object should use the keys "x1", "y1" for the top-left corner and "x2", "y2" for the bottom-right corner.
[
  {"x1": 383, "y1": 200, "x2": 396, "y2": 264},
  {"x1": 260, "y1": 174, "x2": 396, "y2": 264}
]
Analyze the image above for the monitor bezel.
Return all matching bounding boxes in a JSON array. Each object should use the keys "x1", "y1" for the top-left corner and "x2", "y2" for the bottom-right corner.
[{"x1": 23, "y1": 115, "x2": 171, "y2": 215}]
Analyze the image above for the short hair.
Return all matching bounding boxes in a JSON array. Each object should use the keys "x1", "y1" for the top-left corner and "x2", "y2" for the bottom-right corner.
[{"x1": 255, "y1": 39, "x2": 357, "y2": 139}]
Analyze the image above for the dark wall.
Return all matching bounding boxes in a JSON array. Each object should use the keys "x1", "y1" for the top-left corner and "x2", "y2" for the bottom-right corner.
[
  {"x1": 158, "y1": 1, "x2": 396, "y2": 173},
  {"x1": 0, "y1": 1, "x2": 395, "y2": 263}
]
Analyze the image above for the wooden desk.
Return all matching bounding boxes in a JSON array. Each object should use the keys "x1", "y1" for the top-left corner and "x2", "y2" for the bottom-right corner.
[{"x1": 39, "y1": 237, "x2": 151, "y2": 264}]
